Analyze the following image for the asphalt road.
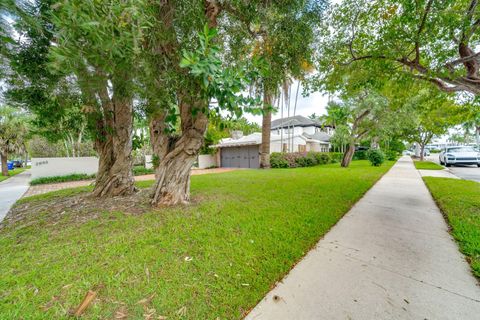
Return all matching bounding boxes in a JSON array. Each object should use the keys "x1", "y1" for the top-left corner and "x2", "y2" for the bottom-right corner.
[
  {"x1": 426, "y1": 155, "x2": 480, "y2": 183},
  {"x1": 0, "y1": 171, "x2": 31, "y2": 221}
]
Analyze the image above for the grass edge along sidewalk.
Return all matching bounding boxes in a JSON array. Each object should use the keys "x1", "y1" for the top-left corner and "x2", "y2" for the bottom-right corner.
[
  {"x1": 414, "y1": 160, "x2": 444, "y2": 170},
  {"x1": 423, "y1": 177, "x2": 480, "y2": 280},
  {"x1": 0, "y1": 160, "x2": 393, "y2": 319}
]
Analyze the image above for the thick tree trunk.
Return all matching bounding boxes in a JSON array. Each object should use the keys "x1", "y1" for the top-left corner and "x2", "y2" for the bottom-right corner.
[
  {"x1": 1, "y1": 150, "x2": 8, "y2": 176},
  {"x1": 92, "y1": 95, "x2": 135, "y2": 197},
  {"x1": 151, "y1": 99, "x2": 209, "y2": 206},
  {"x1": 149, "y1": 111, "x2": 176, "y2": 179},
  {"x1": 341, "y1": 143, "x2": 355, "y2": 167},
  {"x1": 260, "y1": 92, "x2": 272, "y2": 168}
]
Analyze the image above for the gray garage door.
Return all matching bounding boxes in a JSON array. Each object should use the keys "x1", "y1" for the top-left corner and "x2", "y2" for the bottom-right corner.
[{"x1": 221, "y1": 145, "x2": 259, "y2": 168}]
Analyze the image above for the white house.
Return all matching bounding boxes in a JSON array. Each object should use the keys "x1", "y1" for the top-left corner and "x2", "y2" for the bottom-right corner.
[{"x1": 213, "y1": 115, "x2": 334, "y2": 168}]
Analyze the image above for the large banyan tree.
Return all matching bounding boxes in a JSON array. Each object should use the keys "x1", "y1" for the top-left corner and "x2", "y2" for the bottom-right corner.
[{"x1": 321, "y1": 0, "x2": 480, "y2": 96}]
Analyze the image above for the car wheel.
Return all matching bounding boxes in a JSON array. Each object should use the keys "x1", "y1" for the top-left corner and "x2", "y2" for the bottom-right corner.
[
  {"x1": 477, "y1": 164, "x2": 480, "y2": 168},
  {"x1": 439, "y1": 159, "x2": 443, "y2": 165},
  {"x1": 446, "y1": 163, "x2": 451, "y2": 167}
]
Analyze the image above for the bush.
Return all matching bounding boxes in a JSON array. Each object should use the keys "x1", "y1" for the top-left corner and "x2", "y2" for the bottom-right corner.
[
  {"x1": 353, "y1": 150, "x2": 368, "y2": 160},
  {"x1": 385, "y1": 150, "x2": 398, "y2": 161},
  {"x1": 270, "y1": 152, "x2": 334, "y2": 168},
  {"x1": 328, "y1": 152, "x2": 343, "y2": 163},
  {"x1": 270, "y1": 153, "x2": 289, "y2": 168},
  {"x1": 366, "y1": 149, "x2": 385, "y2": 166},
  {"x1": 133, "y1": 166, "x2": 155, "y2": 176},
  {"x1": 30, "y1": 173, "x2": 96, "y2": 186},
  {"x1": 314, "y1": 152, "x2": 331, "y2": 165}
]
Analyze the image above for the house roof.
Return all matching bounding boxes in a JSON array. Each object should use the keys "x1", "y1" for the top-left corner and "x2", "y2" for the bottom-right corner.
[
  {"x1": 271, "y1": 115, "x2": 322, "y2": 130},
  {"x1": 303, "y1": 132, "x2": 332, "y2": 142},
  {"x1": 212, "y1": 133, "x2": 262, "y2": 148}
]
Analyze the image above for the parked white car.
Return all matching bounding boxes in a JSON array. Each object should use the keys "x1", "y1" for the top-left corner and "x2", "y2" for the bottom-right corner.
[{"x1": 439, "y1": 146, "x2": 480, "y2": 167}]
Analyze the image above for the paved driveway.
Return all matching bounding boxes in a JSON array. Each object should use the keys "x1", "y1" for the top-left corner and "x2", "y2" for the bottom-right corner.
[
  {"x1": 426, "y1": 155, "x2": 480, "y2": 182},
  {"x1": 0, "y1": 171, "x2": 31, "y2": 221}
]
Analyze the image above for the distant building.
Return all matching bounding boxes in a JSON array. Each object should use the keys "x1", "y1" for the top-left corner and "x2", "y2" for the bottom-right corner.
[{"x1": 213, "y1": 115, "x2": 334, "y2": 168}]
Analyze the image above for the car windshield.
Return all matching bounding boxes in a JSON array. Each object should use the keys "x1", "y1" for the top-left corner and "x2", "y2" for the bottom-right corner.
[{"x1": 447, "y1": 147, "x2": 476, "y2": 153}]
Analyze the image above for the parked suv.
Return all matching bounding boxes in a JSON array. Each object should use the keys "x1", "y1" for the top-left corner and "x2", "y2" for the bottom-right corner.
[{"x1": 439, "y1": 146, "x2": 480, "y2": 167}]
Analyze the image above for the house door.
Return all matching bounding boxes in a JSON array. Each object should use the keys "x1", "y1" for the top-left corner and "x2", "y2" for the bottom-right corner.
[{"x1": 221, "y1": 146, "x2": 259, "y2": 168}]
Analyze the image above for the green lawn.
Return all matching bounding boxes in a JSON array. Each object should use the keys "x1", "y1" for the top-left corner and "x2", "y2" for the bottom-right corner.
[
  {"x1": 423, "y1": 177, "x2": 480, "y2": 279},
  {"x1": 414, "y1": 161, "x2": 444, "y2": 170},
  {"x1": 0, "y1": 161, "x2": 393, "y2": 319},
  {"x1": 0, "y1": 168, "x2": 26, "y2": 182}
]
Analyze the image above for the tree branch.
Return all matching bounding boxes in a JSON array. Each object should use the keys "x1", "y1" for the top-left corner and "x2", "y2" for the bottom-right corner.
[{"x1": 414, "y1": 0, "x2": 434, "y2": 63}]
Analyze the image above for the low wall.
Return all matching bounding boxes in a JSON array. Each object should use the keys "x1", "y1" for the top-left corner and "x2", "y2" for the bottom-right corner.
[
  {"x1": 198, "y1": 154, "x2": 217, "y2": 169},
  {"x1": 31, "y1": 157, "x2": 99, "y2": 179}
]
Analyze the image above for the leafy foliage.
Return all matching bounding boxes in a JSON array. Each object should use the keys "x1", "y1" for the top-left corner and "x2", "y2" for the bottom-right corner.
[
  {"x1": 366, "y1": 149, "x2": 385, "y2": 166},
  {"x1": 270, "y1": 152, "x2": 339, "y2": 168}
]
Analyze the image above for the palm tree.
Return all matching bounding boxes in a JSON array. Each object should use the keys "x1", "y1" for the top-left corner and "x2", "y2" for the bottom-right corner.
[{"x1": 0, "y1": 106, "x2": 28, "y2": 176}]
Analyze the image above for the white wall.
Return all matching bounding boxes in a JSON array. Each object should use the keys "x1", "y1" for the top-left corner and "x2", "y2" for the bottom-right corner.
[
  {"x1": 31, "y1": 157, "x2": 98, "y2": 179},
  {"x1": 145, "y1": 155, "x2": 153, "y2": 169},
  {"x1": 198, "y1": 154, "x2": 217, "y2": 169},
  {"x1": 303, "y1": 126, "x2": 316, "y2": 135}
]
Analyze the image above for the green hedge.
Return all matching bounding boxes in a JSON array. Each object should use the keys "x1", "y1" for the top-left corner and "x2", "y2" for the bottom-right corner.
[
  {"x1": 30, "y1": 173, "x2": 96, "y2": 186},
  {"x1": 271, "y1": 152, "x2": 343, "y2": 168},
  {"x1": 133, "y1": 166, "x2": 154, "y2": 176}
]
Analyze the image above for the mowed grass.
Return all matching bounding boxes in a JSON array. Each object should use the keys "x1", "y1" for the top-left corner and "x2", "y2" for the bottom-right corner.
[
  {"x1": 423, "y1": 177, "x2": 480, "y2": 278},
  {"x1": 414, "y1": 161, "x2": 444, "y2": 170},
  {"x1": 0, "y1": 161, "x2": 393, "y2": 319},
  {"x1": 0, "y1": 168, "x2": 26, "y2": 182}
]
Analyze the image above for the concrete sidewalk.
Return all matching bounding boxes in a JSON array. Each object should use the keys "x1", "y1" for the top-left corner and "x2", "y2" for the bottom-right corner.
[
  {"x1": 246, "y1": 157, "x2": 480, "y2": 320},
  {"x1": 0, "y1": 171, "x2": 31, "y2": 221}
]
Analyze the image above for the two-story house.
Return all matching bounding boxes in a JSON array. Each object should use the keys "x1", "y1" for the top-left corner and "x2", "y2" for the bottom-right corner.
[{"x1": 213, "y1": 115, "x2": 334, "y2": 168}]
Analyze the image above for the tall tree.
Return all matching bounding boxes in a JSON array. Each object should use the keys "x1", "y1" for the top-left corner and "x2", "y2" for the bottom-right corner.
[
  {"x1": 402, "y1": 88, "x2": 469, "y2": 160},
  {"x1": 48, "y1": 0, "x2": 147, "y2": 197},
  {"x1": 222, "y1": 1, "x2": 325, "y2": 168},
  {"x1": 322, "y1": 0, "x2": 480, "y2": 97},
  {"x1": 0, "y1": 106, "x2": 27, "y2": 176},
  {"x1": 141, "y1": 2, "x2": 265, "y2": 206}
]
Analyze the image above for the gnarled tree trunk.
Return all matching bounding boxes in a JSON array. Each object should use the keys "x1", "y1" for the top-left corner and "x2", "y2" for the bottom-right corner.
[
  {"x1": 260, "y1": 92, "x2": 273, "y2": 168},
  {"x1": 92, "y1": 90, "x2": 135, "y2": 197},
  {"x1": 151, "y1": 98, "x2": 208, "y2": 206}
]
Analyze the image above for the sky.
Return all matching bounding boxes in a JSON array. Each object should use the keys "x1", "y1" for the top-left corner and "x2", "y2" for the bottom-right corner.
[{"x1": 244, "y1": 80, "x2": 331, "y2": 125}]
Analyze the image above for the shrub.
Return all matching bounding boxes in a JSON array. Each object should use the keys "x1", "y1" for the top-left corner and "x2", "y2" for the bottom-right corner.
[
  {"x1": 30, "y1": 173, "x2": 96, "y2": 186},
  {"x1": 270, "y1": 152, "x2": 333, "y2": 168},
  {"x1": 315, "y1": 152, "x2": 331, "y2": 165},
  {"x1": 295, "y1": 153, "x2": 317, "y2": 167},
  {"x1": 353, "y1": 150, "x2": 368, "y2": 160},
  {"x1": 133, "y1": 166, "x2": 155, "y2": 176},
  {"x1": 270, "y1": 153, "x2": 289, "y2": 168},
  {"x1": 385, "y1": 150, "x2": 398, "y2": 161},
  {"x1": 366, "y1": 149, "x2": 385, "y2": 166},
  {"x1": 328, "y1": 152, "x2": 343, "y2": 163}
]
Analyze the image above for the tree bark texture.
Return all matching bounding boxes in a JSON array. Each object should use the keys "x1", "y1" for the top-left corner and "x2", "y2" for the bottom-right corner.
[
  {"x1": 1, "y1": 151, "x2": 8, "y2": 176},
  {"x1": 260, "y1": 92, "x2": 273, "y2": 169},
  {"x1": 92, "y1": 86, "x2": 136, "y2": 197},
  {"x1": 341, "y1": 143, "x2": 355, "y2": 167},
  {"x1": 151, "y1": 97, "x2": 209, "y2": 206}
]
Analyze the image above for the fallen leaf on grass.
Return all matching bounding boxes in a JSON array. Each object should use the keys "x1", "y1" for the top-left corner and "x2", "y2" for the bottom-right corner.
[
  {"x1": 137, "y1": 293, "x2": 156, "y2": 305},
  {"x1": 176, "y1": 306, "x2": 187, "y2": 317},
  {"x1": 114, "y1": 306, "x2": 129, "y2": 319},
  {"x1": 144, "y1": 307, "x2": 157, "y2": 320}
]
